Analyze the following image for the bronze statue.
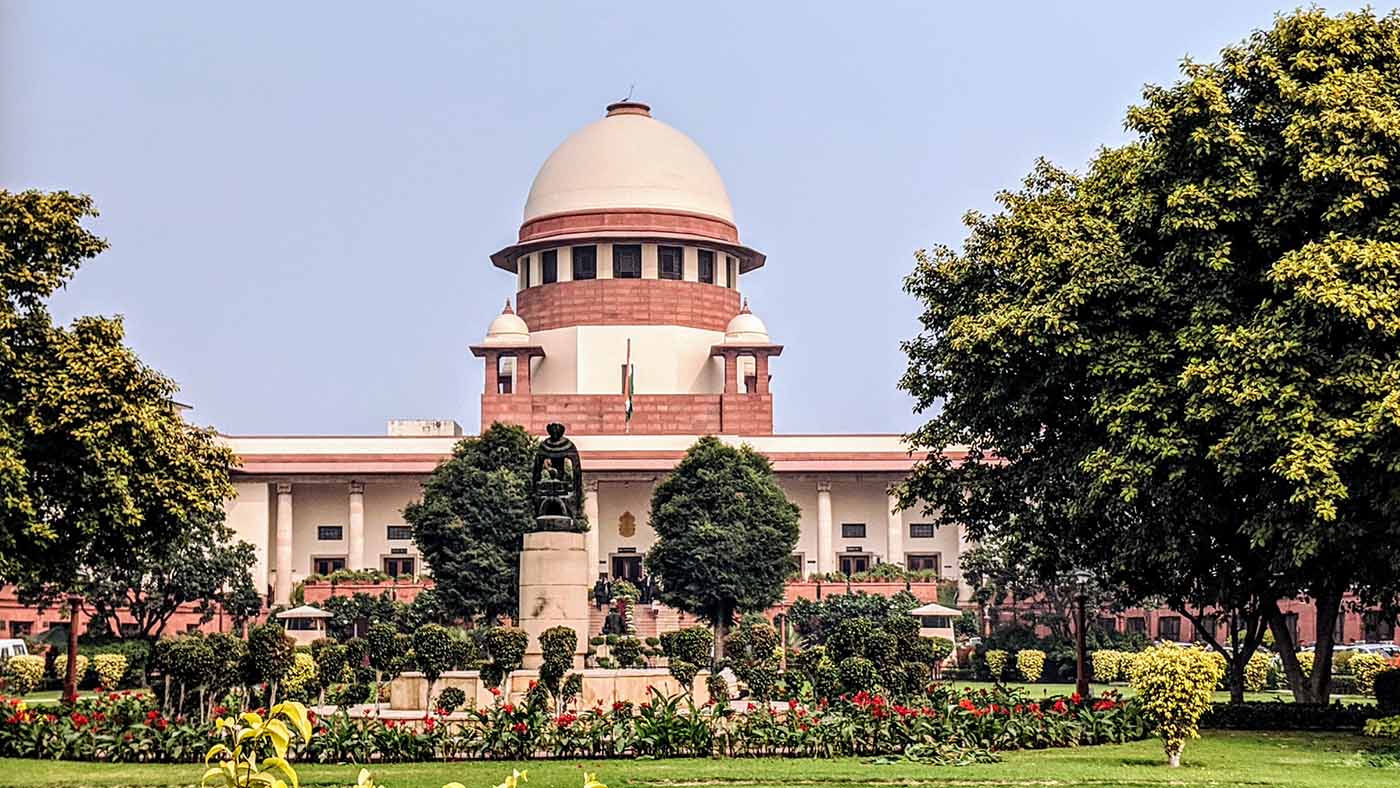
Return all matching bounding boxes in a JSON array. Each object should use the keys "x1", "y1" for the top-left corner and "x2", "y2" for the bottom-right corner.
[{"x1": 531, "y1": 422, "x2": 584, "y2": 531}]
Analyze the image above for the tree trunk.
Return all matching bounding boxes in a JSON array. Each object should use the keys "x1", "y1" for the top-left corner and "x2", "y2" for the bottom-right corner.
[
  {"x1": 1267, "y1": 600, "x2": 1316, "y2": 703},
  {"x1": 64, "y1": 598, "x2": 80, "y2": 703},
  {"x1": 1228, "y1": 659, "x2": 1246, "y2": 705},
  {"x1": 270, "y1": 680, "x2": 279, "y2": 707},
  {"x1": 1308, "y1": 588, "x2": 1343, "y2": 705},
  {"x1": 713, "y1": 609, "x2": 730, "y2": 662},
  {"x1": 375, "y1": 669, "x2": 382, "y2": 715}
]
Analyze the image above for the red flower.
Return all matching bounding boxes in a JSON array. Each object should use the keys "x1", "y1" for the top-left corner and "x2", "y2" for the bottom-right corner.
[
  {"x1": 146, "y1": 710, "x2": 159, "y2": 722},
  {"x1": 1093, "y1": 699, "x2": 1117, "y2": 711},
  {"x1": 385, "y1": 720, "x2": 396, "y2": 729},
  {"x1": 1053, "y1": 700, "x2": 1068, "y2": 714},
  {"x1": 787, "y1": 698, "x2": 798, "y2": 710},
  {"x1": 555, "y1": 712, "x2": 577, "y2": 727},
  {"x1": 1070, "y1": 692, "x2": 1082, "y2": 704},
  {"x1": 502, "y1": 703, "x2": 515, "y2": 714},
  {"x1": 69, "y1": 712, "x2": 90, "y2": 727},
  {"x1": 746, "y1": 703, "x2": 756, "y2": 712},
  {"x1": 490, "y1": 687, "x2": 501, "y2": 697},
  {"x1": 435, "y1": 706, "x2": 450, "y2": 717},
  {"x1": 155, "y1": 718, "x2": 168, "y2": 730},
  {"x1": 307, "y1": 709, "x2": 317, "y2": 723},
  {"x1": 512, "y1": 722, "x2": 527, "y2": 734},
  {"x1": 424, "y1": 717, "x2": 436, "y2": 731},
  {"x1": 612, "y1": 701, "x2": 627, "y2": 712},
  {"x1": 958, "y1": 698, "x2": 976, "y2": 712},
  {"x1": 212, "y1": 705, "x2": 228, "y2": 716}
]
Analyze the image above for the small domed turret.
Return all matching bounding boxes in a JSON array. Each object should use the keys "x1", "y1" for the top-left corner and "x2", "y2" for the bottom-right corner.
[
  {"x1": 483, "y1": 299, "x2": 531, "y2": 346},
  {"x1": 724, "y1": 300, "x2": 770, "y2": 344}
]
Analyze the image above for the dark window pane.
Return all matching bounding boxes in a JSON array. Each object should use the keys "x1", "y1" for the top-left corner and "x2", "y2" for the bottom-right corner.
[
  {"x1": 726, "y1": 256, "x2": 738, "y2": 289},
  {"x1": 1127, "y1": 616, "x2": 1147, "y2": 634},
  {"x1": 541, "y1": 250, "x2": 558, "y2": 284},
  {"x1": 613, "y1": 245, "x2": 641, "y2": 278},
  {"x1": 698, "y1": 250, "x2": 715, "y2": 283},
  {"x1": 908, "y1": 523, "x2": 936, "y2": 539},
  {"x1": 1158, "y1": 616, "x2": 1181, "y2": 640},
  {"x1": 317, "y1": 525, "x2": 343, "y2": 541},
  {"x1": 841, "y1": 523, "x2": 866, "y2": 539},
  {"x1": 521, "y1": 256, "x2": 531, "y2": 287},
  {"x1": 906, "y1": 554, "x2": 940, "y2": 573},
  {"x1": 572, "y1": 246, "x2": 597, "y2": 279},
  {"x1": 659, "y1": 246, "x2": 684, "y2": 280},
  {"x1": 314, "y1": 557, "x2": 346, "y2": 575},
  {"x1": 387, "y1": 525, "x2": 412, "y2": 541}
]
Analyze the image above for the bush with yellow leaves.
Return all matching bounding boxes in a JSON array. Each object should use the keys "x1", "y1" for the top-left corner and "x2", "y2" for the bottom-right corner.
[
  {"x1": 53, "y1": 654, "x2": 88, "y2": 685},
  {"x1": 1242, "y1": 652, "x2": 1270, "y2": 692},
  {"x1": 984, "y1": 649, "x2": 1008, "y2": 681},
  {"x1": 1350, "y1": 653, "x2": 1390, "y2": 696},
  {"x1": 1091, "y1": 650, "x2": 1122, "y2": 683},
  {"x1": 1127, "y1": 645, "x2": 1223, "y2": 767},
  {"x1": 91, "y1": 654, "x2": 128, "y2": 690},
  {"x1": 1016, "y1": 649, "x2": 1046, "y2": 683}
]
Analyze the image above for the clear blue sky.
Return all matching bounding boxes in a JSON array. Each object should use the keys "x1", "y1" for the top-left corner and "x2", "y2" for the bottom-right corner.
[{"x1": 3, "y1": 2, "x2": 1386, "y2": 436}]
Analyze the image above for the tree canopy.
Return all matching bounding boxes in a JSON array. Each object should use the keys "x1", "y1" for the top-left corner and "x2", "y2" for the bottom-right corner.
[
  {"x1": 404, "y1": 422, "x2": 537, "y2": 622},
  {"x1": 899, "y1": 9, "x2": 1400, "y2": 703},
  {"x1": 645, "y1": 436, "x2": 800, "y2": 657}
]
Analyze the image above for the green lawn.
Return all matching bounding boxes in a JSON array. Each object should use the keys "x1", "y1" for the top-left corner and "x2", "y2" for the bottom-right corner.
[
  {"x1": 1, "y1": 732, "x2": 1395, "y2": 787},
  {"x1": 944, "y1": 680, "x2": 1374, "y2": 705}
]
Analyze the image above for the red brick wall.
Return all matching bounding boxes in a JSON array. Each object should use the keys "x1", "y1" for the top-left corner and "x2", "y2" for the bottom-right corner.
[
  {"x1": 482, "y1": 392, "x2": 773, "y2": 435},
  {"x1": 516, "y1": 278, "x2": 741, "y2": 332}
]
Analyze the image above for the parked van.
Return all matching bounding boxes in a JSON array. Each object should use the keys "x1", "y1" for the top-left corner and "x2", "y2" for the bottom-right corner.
[{"x1": 0, "y1": 638, "x2": 28, "y2": 666}]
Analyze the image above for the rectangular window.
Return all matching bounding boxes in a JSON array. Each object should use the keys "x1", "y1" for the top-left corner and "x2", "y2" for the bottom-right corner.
[
  {"x1": 317, "y1": 525, "x2": 343, "y2": 541},
  {"x1": 386, "y1": 525, "x2": 412, "y2": 541},
  {"x1": 1158, "y1": 616, "x2": 1181, "y2": 641},
  {"x1": 313, "y1": 556, "x2": 346, "y2": 576},
  {"x1": 8, "y1": 621, "x2": 32, "y2": 637},
  {"x1": 788, "y1": 553, "x2": 804, "y2": 578},
  {"x1": 613, "y1": 244, "x2": 642, "y2": 278},
  {"x1": 905, "y1": 553, "x2": 940, "y2": 574},
  {"x1": 659, "y1": 246, "x2": 684, "y2": 280},
  {"x1": 698, "y1": 250, "x2": 715, "y2": 283},
  {"x1": 521, "y1": 255, "x2": 531, "y2": 288},
  {"x1": 1127, "y1": 616, "x2": 1147, "y2": 634},
  {"x1": 541, "y1": 250, "x2": 558, "y2": 284},
  {"x1": 840, "y1": 523, "x2": 866, "y2": 539},
  {"x1": 572, "y1": 246, "x2": 597, "y2": 279},
  {"x1": 1096, "y1": 617, "x2": 1119, "y2": 633},
  {"x1": 908, "y1": 523, "x2": 936, "y2": 539},
  {"x1": 285, "y1": 617, "x2": 317, "y2": 631},
  {"x1": 1365, "y1": 612, "x2": 1396, "y2": 642},
  {"x1": 838, "y1": 554, "x2": 870, "y2": 575},
  {"x1": 382, "y1": 557, "x2": 416, "y2": 578},
  {"x1": 726, "y1": 256, "x2": 738, "y2": 289}
]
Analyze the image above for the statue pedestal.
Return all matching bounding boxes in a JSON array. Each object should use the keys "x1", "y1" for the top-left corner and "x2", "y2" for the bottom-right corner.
[{"x1": 518, "y1": 530, "x2": 589, "y2": 669}]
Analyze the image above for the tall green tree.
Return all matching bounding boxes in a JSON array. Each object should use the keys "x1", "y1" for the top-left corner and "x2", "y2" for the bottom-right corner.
[
  {"x1": 405, "y1": 422, "x2": 537, "y2": 623},
  {"x1": 645, "y1": 437, "x2": 800, "y2": 658},
  {"x1": 1, "y1": 190, "x2": 237, "y2": 700},
  {"x1": 900, "y1": 9, "x2": 1400, "y2": 704}
]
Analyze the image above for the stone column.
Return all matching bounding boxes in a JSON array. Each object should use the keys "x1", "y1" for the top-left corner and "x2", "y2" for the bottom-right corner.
[
  {"x1": 722, "y1": 350, "x2": 739, "y2": 394},
  {"x1": 956, "y1": 521, "x2": 972, "y2": 603},
  {"x1": 483, "y1": 350, "x2": 499, "y2": 394},
  {"x1": 515, "y1": 351, "x2": 532, "y2": 394},
  {"x1": 816, "y1": 481, "x2": 834, "y2": 575},
  {"x1": 755, "y1": 352, "x2": 770, "y2": 394},
  {"x1": 584, "y1": 479, "x2": 601, "y2": 581},
  {"x1": 274, "y1": 482, "x2": 294, "y2": 606},
  {"x1": 519, "y1": 531, "x2": 590, "y2": 669},
  {"x1": 886, "y1": 491, "x2": 904, "y2": 568},
  {"x1": 348, "y1": 481, "x2": 366, "y2": 571}
]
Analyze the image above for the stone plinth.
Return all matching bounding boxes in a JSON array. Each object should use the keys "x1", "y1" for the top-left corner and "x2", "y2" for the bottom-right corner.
[
  {"x1": 390, "y1": 668, "x2": 712, "y2": 711},
  {"x1": 518, "y1": 529, "x2": 589, "y2": 669}
]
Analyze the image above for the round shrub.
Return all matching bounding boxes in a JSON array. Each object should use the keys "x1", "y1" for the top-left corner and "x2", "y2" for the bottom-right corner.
[
  {"x1": 328, "y1": 681, "x2": 371, "y2": 707},
  {"x1": 53, "y1": 654, "x2": 89, "y2": 685},
  {"x1": 742, "y1": 662, "x2": 780, "y2": 701},
  {"x1": 1091, "y1": 649, "x2": 1123, "y2": 683},
  {"x1": 164, "y1": 636, "x2": 217, "y2": 690},
  {"x1": 281, "y1": 652, "x2": 319, "y2": 701},
  {"x1": 1129, "y1": 646, "x2": 1224, "y2": 767},
  {"x1": 315, "y1": 643, "x2": 349, "y2": 687},
  {"x1": 450, "y1": 635, "x2": 481, "y2": 670},
  {"x1": 926, "y1": 636, "x2": 954, "y2": 666},
  {"x1": 611, "y1": 636, "x2": 644, "y2": 669},
  {"x1": 902, "y1": 660, "x2": 931, "y2": 693},
  {"x1": 1350, "y1": 653, "x2": 1390, "y2": 696},
  {"x1": 1243, "y1": 652, "x2": 1270, "y2": 692},
  {"x1": 1017, "y1": 649, "x2": 1046, "y2": 683},
  {"x1": 812, "y1": 659, "x2": 841, "y2": 701},
  {"x1": 91, "y1": 654, "x2": 127, "y2": 690},
  {"x1": 661, "y1": 626, "x2": 714, "y2": 691},
  {"x1": 827, "y1": 618, "x2": 874, "y2": 662},
  {"x1": 205, "y1": 632, "x2": 249, "y2": 696},
  {"x1": 481, "y1": 627, "x2": 528, "y2": 674},
  {"x1": 879, "y1": 663, "x2": 908, "y2": 697},
  {"x1": 435, "y1": 685, "x2": 466, "y2": 713},
  {"x1": 4, "y1": 655, "x2": 44, "y2": 695},
  {"x1": 412, "y1": 624, "x2": 455, "y2": 685},
  {"x1": 538, "y1": 625, "x2": 578, "y2": 694},
  {"x1": 864, "y1": 629, "x2": 899, "y2": 670},
  {"x1": 245, "y1": 623, "x2": 295, "y2": 690},
  {"x1": 984, "y1": 649, "x2": 1008, "y2": 681},
  {"x1": 706, "y1": 672, "x2": 731, "y2": 705},
  {"x1": 838, "y1": 656, "x2": 877, "y2": 694}
]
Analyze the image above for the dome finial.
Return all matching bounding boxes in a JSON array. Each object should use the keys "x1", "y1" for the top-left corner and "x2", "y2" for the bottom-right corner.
[
  {"x1": 503, "y1": 298, "x2": 514, "y2": 315},
  {"x1": 740, "y1": 298, "x2": 751, "y2": 314}
]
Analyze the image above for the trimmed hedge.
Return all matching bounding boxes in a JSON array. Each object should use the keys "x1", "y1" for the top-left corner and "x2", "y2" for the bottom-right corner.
[{"x1": 1200, "y1": 701, "x2": 1383, "y2": 730}]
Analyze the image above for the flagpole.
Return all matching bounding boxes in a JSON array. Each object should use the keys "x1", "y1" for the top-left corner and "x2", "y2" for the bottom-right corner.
[{"x1": 624, "y1": 338, "x2": 632, "y2": 435}]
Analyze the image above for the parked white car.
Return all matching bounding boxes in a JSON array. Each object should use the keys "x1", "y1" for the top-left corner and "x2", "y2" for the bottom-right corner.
[{"x1": 0, "y1": 638, "x2": 28, "y2": 667}]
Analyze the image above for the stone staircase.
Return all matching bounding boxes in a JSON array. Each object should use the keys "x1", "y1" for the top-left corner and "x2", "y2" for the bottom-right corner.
[{"x1": 587, "y1": 599, "x2": 694, "y2": 642}]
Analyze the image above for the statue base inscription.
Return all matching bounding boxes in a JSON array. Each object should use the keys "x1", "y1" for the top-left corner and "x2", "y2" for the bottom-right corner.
[{"x1": 517, "y1": 530, "x2": 589, "y2": 670}]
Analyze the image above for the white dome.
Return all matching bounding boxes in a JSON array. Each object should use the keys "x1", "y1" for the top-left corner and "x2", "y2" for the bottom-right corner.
[
  {"x1": 724, "y1": 302, "x2": 770, "y2": 344},
  {"x1": 523, "y1": 102, "x2": 735, "y2": 225},
  {"x1": 484, "y1": 300, "x2": 530, "y2": 346}
]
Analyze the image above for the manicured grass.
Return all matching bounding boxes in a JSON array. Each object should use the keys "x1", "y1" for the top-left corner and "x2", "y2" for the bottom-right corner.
[
  {"x1": 0, "y1": 732, "x2": 1395, "y2": 787},
  {"x1": 945, "y1": 679, "x2": 1374, "y2": 704}
]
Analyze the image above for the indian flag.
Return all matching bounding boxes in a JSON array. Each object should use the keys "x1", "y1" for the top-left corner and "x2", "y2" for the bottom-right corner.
[{"x1": 624, "y1": 338, "x2": 635, "y2": 431}]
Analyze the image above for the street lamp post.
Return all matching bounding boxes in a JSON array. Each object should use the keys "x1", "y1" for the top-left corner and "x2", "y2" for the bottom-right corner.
[{"x1": 1070, "y1": 568, "x2": 1093, "y2": 700}]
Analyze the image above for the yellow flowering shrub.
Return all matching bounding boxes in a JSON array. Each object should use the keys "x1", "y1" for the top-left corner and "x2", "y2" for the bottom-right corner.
[
  {"x1": 91, "y1": 654, "x2": 128, "y2": 690},
  {"x1": 1296, "y1": 651, "x2": 1315, "y2": 679},
  {"x1": 1091, "y1": 650, "x2": 1122, "y2": 683},
  {"x1": 984, "y1": 649, "x2": 1008, "y2": 681},
  {"x1": 53, "y1": 654, "x2": 89, "y2": 685},
  {"x1": 1016, "y1": 649, "x2": 1046, "y2": 683},
  {"x1": 1127, "y1": 645, "x2": 1223, "y2": 767},
  {"x1": 1350, "y1": 653, "x2": 1389, "y2": 696},
  {"x1": 1206, "y1": 651, "x2": 1227, "y2": 689},
  {"x1": 1243, "y1": 652, "x2": 1270, "y2": 692},
  {"x1": 281, "y1": 652, "x2": 319, "y2": 699},
  {"x1": 4, "y1": 655, "x2": 45, "y2": 695}
]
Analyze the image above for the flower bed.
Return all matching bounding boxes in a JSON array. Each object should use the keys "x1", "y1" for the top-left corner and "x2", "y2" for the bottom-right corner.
[{"x1": 1, "y1": 685, "x2": 1145, "y2": 763}]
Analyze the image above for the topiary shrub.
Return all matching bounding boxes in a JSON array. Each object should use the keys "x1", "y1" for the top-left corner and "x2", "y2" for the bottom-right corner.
[
  {"x1": 864, "y1": 629, "x2": 899, "y2": 670},
  {"x1": 53, "y1": 654, "x2": 89, "y2": 686},
  {"x1": 660, "y1": 626, "x2": 713, "y2": 693},
  {"x1": 1243, "y1": 652, "x2": 1270, "y2": 692},
  {"x1": 4, "y1": 655, "x2": 44, "y2": 695},
  {"x1": 1350, "y1": 653, "x2": 1390, "y2": 696},
  {"x1": 611, "y1": 636, "x2": 644, "y2": 669},
  {"x1": 205, "y1": 632, "x2": 249, "y2": 698},
  {"x1": 838, "y1": 656, "x2": 877, "y2": 694},
  {"x1": 984, "y1": 649, "x2": 1008, "y2": 681},
  {"x1": 1017, "y1": 649, "x2": 1046, "y2": 683},
  {"x1": 281, "y1": 652, "x2": 319, "y2": 701},
  {"x1": 91, "y1": 653, "x2": 128, "y2": 690},
  {"x1": 902, "y1": 660, "x2": 931, "y2": 694},
  {"x1": 538, "y1": 625, "x2": 578, "y2": 699},
  {"x1": 412, "y1": 623, "x2": 455, "y2": 706},
  {"x1": 245, "y1": 623, "x2": 295, "y2": 704},
  {"x1": 479, "y1": 626, "x2": 528, "y2": 689},
  {"x1": 1375, "y1": 668, "x2": 1400, "y2": 714},
  {"x1": 1092, "y1": 650, "x2": 1123, "y2": 683},
  {"x1": 827, "y1": 618, "x2": 875, "y2": 662},
  {"x1": 435, "y1": 685, "x2": 466, "y2": 713},
  {"x1": 1129, "y1": 645, "x2": 1224, "y2": 767}
]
